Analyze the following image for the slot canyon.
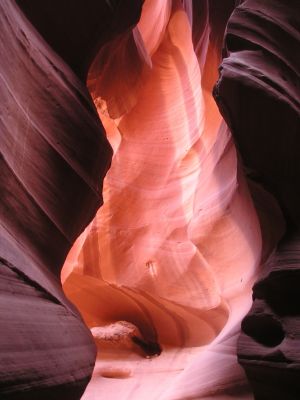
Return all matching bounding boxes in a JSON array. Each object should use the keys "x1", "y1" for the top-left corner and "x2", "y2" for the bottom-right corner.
[{"x1": 0, "y1": 1, "x2": 299, "y2": 399}]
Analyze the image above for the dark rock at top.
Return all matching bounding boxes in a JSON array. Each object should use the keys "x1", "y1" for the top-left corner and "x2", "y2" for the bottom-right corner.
[{"x1": 214, "y1": 0, "x2": 300, "y2": 228}]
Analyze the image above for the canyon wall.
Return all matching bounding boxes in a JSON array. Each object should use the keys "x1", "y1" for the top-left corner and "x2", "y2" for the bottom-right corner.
[
  {"x1": 214, "y1": 1, "x2": 300, "y2": 398},
  {"x1": 0, "y1": 1, "x2": 142, "y2": 398},
  {"x1": 1, "y1": 0, "x2": 299, "y2": 399}
]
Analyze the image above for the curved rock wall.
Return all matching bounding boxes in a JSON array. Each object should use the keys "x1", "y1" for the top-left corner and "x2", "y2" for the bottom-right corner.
[
  {"x1": 61, "y1": 1, "x2": 284, "y2": 398},
  {"x1": 0, "y1": 1, "x2": 143, "y2": 398},
  {"x1": 63, "y1": 0, "x2": 262, "y2": 347},
  {"x1": 214, "y1": 0, "x2": 300, "y2": 398},
  {"x1": 1, "y1": 0, "x2": 299, "y2": 399}
]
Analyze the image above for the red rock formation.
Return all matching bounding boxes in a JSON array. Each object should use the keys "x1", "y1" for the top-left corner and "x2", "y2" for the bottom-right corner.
[
  {"x1": 1, "y1": 0, "x2": 299, "y2": 399},
  {"x1": 61, "y1": 1, "x2": 283, "y2": 398}
]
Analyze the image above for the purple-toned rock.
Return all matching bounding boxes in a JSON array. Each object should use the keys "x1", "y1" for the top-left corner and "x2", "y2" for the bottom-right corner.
[
  {"x1": 238, "y1": 234, "x2": 300, "y2": 399},
  {"x1": 214, "y1": 0, "x2": 300, "y2": 227},
  {"x1": 214, "y1": 0, "x2": 300, "y2": 398},
  {"x1": 0, "y1": 0, "x2": 143, "y2": 398}
]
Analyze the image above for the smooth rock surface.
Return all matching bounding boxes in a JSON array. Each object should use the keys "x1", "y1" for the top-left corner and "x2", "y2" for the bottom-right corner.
[
  {"x1": 0, "y1": 0, "x2": 143, "y2": 398},
  {"x1": 238, "y1": 234, "x2": 300, "y2": 400},
  {"x1": 214, "y1": 0, "x2": 300, "y2": 228},
  {"x1": 62, "y1": 1, "x2": 282, "y2": 398},
  {"x1": 1, "y1": 0, "x2": 298, "y2": 399},
  {"x1": 215, "y1": 0, "x2": 300, "y2": 398}
]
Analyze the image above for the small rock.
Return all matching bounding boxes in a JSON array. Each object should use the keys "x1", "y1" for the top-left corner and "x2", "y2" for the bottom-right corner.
[{"x1": 91, "y1": 321, "x2": 143, "y2": 350}]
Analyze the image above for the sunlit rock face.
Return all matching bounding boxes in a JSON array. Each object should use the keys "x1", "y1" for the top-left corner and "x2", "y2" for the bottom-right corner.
[
  {"x1": 62, "y1": 1, "x2": 284, "y2": 398},
  {"x1": 0, "y1": 0, "x2": 143, "y2": 399},
  {"x1": 215, "y1": 0, "x2": 300, "y2": 398},
  {"x1": 1, "y1": 0, "x2": 298, "y2": 399}
]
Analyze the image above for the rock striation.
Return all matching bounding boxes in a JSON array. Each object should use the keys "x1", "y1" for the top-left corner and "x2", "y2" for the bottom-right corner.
[
  {"x1": 1, "y1": 0, "x2": 299, "y2": 399},
  {"x1": 239, "y1": 234, "x2": 300, "y2": 399},
  {"x1": 62, "y1": 1, "x2": 281, "y2": 398},
  {"x1": 214, "y1": 0, "x2": 300, "y2": 228},
  {"x1": 0, "y1": 0, "x2": 143, "y2": 399},
  {"x1": 63, "y1": 0, "x2": 262, "y2": 350},
  {"x1": 214, "y1": 0, "x2": 300, "y2": 398}
]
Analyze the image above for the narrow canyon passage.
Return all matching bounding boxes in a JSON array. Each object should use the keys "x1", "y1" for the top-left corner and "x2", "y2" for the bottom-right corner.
[
  {"x1": 61, "y1": 1, "x2": 282, "y2": 398},
  {"x1": 1, "y1": 1, "x2": 298, "y2": 399}
]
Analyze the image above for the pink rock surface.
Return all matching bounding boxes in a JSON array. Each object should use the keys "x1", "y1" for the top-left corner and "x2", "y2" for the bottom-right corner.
[
  {"x1": 1, "y1": 0, "x2": 297, "y2": 399},
  {"x1": 62, "y1": 1, "x2": 284, "y2": 398}
]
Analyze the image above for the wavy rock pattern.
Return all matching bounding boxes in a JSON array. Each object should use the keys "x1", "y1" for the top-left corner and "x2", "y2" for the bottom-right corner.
[
  {"x1": 0, "y1": 1, "x2": 142, "y2": 398},
  {"x1": 1, "y1": 0, "x2": 298, "y2": 399},
  {"x1": 214, "y1": 0, "x2": 300, "y2": 398},
  {"x1": 239, "y1": 234, "x2": 300, "y2": 400},
  {"x1": 61, "y1": 1, "x2": 285, "y2": 398},
  {"x1": 214, "y1": 0, "x2": 300, "y2": 228}
]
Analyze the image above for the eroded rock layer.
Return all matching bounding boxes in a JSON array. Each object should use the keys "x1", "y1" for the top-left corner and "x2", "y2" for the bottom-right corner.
[
  {"x1": 214, "y1": 0, "x2": 300, "y2": 398},
  {"x1": 239, "y1": 234, "x2": 300, "y2": 400},
  {"x1": 0, "y1": 0, "x2": 142, "y2": 398},
  {"x1": 61, "y1": 1, "x2": 285, "y2": 398},
  {"x1": 214, "y1": 0, "x2": 300, "y2": 228},
  {"x1": 64, "y1": 0, "x2": 262, "y2": 347},
  {"x1": 1, "y1": 0, "x2": 299, "y2": 398}
]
